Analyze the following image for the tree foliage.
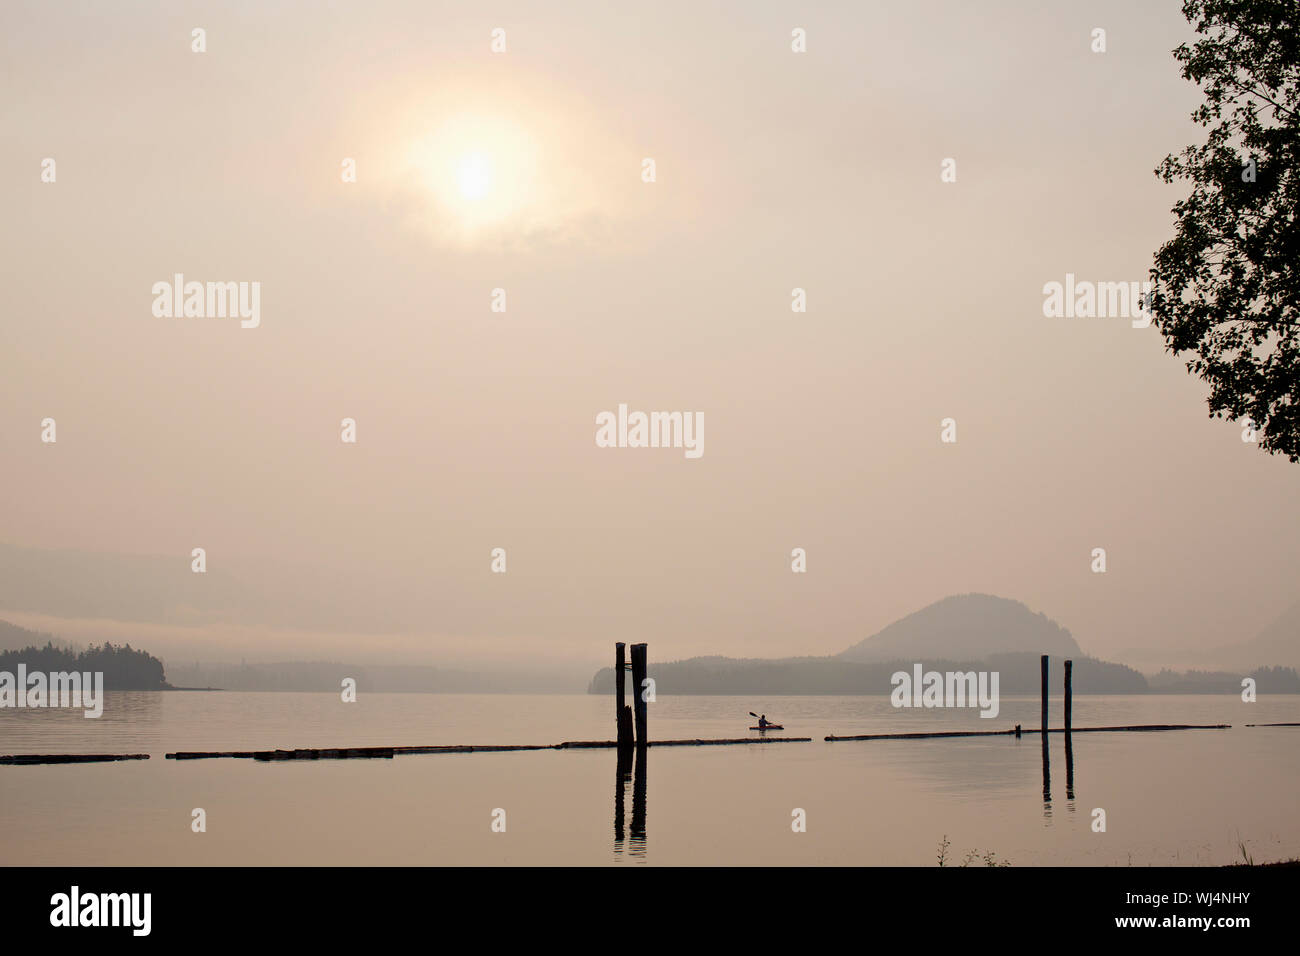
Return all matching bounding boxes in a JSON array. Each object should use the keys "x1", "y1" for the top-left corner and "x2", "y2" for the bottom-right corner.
[
  {"x1": 0, "y1": 641, "x2": 169, "y2": 689},
  {"x1": 1151, "y1": 0, "x2": 1300, "y2": 460}
]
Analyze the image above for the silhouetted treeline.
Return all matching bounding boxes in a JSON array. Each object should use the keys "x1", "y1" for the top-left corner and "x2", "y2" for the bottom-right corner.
[
  {"x1": 165, "y1": 660, "x2": 578, "y2": 693},
  {"x1": 1147, "y1": 665, "x2": 1300, "y2": 694},
  {"x1": 587, "y1": 652, "x2": 1149, "y2": 696},
  {"x1": 0, "y1": 642, "x2": 170, "y2": 690}
]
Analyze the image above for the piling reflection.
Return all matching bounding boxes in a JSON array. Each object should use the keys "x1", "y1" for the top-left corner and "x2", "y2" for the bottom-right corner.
[
  {"x1": 613, "y1": 745, "x2": 647, "y2": 860},
  {"x1": 1041, "y1": 730, "x2": 1052, "y2": 817},
  {"x1": 1065, "y1": 728, "x2": 1075, "y2": 806},
  {"x1": 630, "y1": 746, "x2": 647, "y2": 854},
  {"x1": 1063, "y1": 659, "x2": 1075, "y2": 809},
  {"x1": 613, "y1": 747, "x2": 628, "y2": 848},
  {"x1": 1039, "y1": 728, "x2": 1079, "y2": 818}
]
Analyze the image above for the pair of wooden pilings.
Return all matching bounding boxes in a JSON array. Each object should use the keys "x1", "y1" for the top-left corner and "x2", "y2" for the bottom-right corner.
[
  {"x1": 1041, "y1": 654, "x2": 1074, "y2": 802},
  {"x1": 615, "y1": 642, "x2": 647, "y2": 749},
  {"x1": 1041, "y1": 654, "x2": 1073, "y2": 734}
]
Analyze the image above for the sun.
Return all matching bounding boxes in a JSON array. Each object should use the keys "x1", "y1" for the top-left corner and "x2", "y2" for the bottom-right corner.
[
  {"x1": 457, "y1": 152, "x2": 491, "y2": 201},
  {"x1": 401, "y1": 111, "x2": 554, "y2": 240}
]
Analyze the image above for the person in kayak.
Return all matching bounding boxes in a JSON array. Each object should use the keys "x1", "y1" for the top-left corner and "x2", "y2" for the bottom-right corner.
[{"x1": 758, "y1": 714, "x2": 771, "y2": 729}]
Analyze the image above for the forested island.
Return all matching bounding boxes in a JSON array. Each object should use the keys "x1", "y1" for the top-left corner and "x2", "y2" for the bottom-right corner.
[{"x1": 0, "y1": 642, "x2": 171, "y2": 690}]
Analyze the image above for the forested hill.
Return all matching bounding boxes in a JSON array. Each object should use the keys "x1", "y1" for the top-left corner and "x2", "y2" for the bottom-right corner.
[
  {"x1": 0, "y1": 618, "x2": 75, "y2": 652},
  {"x1": 589, "y1": 595, "x2": 1136, "y2": 695},
  {"x1": 839, "y1": 594, "x2": 1082, "y2": 662},
  {"x1": 0, "y1": 642, "x2": 171, "y2": 690}
]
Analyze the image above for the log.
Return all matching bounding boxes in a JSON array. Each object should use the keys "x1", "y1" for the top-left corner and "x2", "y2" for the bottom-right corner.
[
  {"x1": 394, "y1": 744, "x2": 553, "y2": 754},
  {"x1": 648, "y1": 737, "x2": 811, "y2": 747},
  {"x1": 252, "y1": 747, "x2": 394, "y2": 761},
  {"x1": 168, "y1": 751, "x2": 256, "y2": 759},
  {"x1": 825, "y1": 723, "x2": 1230, "y2": 742},
  {"x1": 1, "y1": 753, "x2": 149, "y2": 765},
  {"x1": 1041, "y1": 723, "x2": 1229, "y2": 733},
  {"x1": 559, "y1": 737, "x2": 811, "y2": 748},
  {"x1": 826, "y1": 729, "x2": 1016, "y2": 741},
  {"x1": 159, "y1": 723, "x2": 1236, "y2": 763},
  {"x1": 165, "y1": 736, "x2": 812, "y2": 760}
]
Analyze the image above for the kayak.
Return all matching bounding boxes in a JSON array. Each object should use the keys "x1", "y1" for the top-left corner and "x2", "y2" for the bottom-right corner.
[{"x1": 749, "y1": 725, "x2": 784, "y2": 731}]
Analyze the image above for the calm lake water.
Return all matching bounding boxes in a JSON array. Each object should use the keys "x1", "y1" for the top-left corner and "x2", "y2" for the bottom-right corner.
[{"x1": 2, "y1": 692, "x2": 1298, "y2": 866}]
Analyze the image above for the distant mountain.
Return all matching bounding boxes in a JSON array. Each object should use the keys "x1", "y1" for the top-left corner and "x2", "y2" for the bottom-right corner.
[
  {"x1": 838, "y1": 594, "x2": 1082, "y2": 662},
  {"x1": 585, "y1": 594, "x2": 1157, "y2": 695},
  {"x1": 1115, "y1": 598, "x2": 1300, "y2": 672},
  {"x1": 1226, "y1": 599, "x2": 1300, "y2": 669},
  {"x1": 0, "y1": 618, "x2": 76, "y2": 652}
]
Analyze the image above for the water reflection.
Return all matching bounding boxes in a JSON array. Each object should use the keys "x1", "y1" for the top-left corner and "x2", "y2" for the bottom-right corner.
[
  {"x1": 613, "y1": 746, "x2": 647, "y2": 861},
  {"x1": 1041, "y1": 730, "x2": 1051, "y2": 818},
  {"x1": 1042, "y1": 728, "x2": 1080, "y2": 818},
  {"x1": 1065, "y1": 729, "x2": 1076, "y2": 807},
  {"x1": 0, "y1": 690, "x2": 164, "y2": 754},
  {"x1": 613, "y1": 748, "x2": 626, "y2": 844}
]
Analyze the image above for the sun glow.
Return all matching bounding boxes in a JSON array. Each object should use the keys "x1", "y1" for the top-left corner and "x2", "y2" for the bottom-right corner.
[
  {"x1": 457, "y1": 152, "x2": 491, "y2": 201},
  {"x1": 381, "y1": 84, "x2": 623, "y2": 248},
  {"x1": 405, "y1": 113, "x2": 540, "y2": 236}
]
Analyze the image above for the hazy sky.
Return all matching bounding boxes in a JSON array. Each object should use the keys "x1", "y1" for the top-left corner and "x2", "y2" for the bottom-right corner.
[{"x1": 2, "y1": 1, "x2": 1297, "y2": 675}]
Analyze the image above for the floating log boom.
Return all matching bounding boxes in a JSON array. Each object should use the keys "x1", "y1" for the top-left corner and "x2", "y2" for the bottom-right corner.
[
  {"x1": 1, "y1": 753, "x2": 150, "y2": 765},
  {"x1": 164, "y1": 737, "x2": 812, "y2": 760},
  {"x1": 824, "y1": 723, "x2": 1231, "y2": 742}
]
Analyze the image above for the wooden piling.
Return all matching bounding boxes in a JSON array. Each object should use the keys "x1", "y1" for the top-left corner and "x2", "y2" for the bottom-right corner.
[
  {"x1": 1064, "y1": 659, "x2": 1073, "y2": 735},
  {"x1": 630, "y1": 643, "x2": 648, "y2": 748},
  {"x1": 1063, "y1": 658, "x2": 1074, "y2": 800},
  {"x1": 1040, "y1": 654, "x2": 1050, "y2": 802},
  {"x1": 615, "y1": 642, "x2": 633, "y2": 749},
  {"x1": 1040, "y1": 654, "x2": 1049, "y2": 739},
  {"x1": 615, "y1": 642, "x2": 625, "y2": 719}
]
